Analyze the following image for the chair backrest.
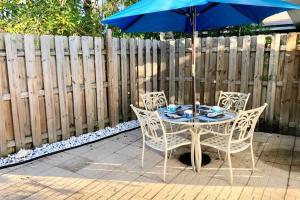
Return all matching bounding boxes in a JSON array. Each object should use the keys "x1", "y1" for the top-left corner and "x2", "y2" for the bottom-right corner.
[
  {"x1": 141, "y1": 91, "x2": 168, "y2": 111},
  {"x1": 229, "y1": 103, "x2": 267, "y2": 145},
  {"x1": 217, "y1": 91, "x2": 250, "y2": 112},
  {"x1": 130, "y1": 105, "x2": 164, "y2": 141}
]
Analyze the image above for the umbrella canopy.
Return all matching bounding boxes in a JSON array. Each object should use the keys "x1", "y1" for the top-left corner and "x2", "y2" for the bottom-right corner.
[{"x1": 102, "y1": 0, "x2": 300, "y2": 33}]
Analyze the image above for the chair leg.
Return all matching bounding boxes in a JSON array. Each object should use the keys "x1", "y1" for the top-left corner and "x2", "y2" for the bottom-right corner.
[
  {"x1": 227, "y1": 152, "x2": 233, "y2": 185},
  {"x1": 163, "y1": 150, "x2": 168, "y2": 182},
  {"x1": 224, "y1": 152, "x2": 227, "y2": 161},
  {"x1": 250, "y1": 144, "x2": 255, "y2": 172},
  {"x1": 217, "y1": 150, "x2": 222, "y2": 161},
  {"x1": 141, "y1": 141, "x2": 145, "y2": 169},
  {"x1": 168, "y1": 150, "x2": 173, "y2": 159}
]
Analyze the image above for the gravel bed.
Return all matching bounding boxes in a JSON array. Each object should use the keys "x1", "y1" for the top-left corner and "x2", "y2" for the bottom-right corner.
[{"x1": 0, "y1": 120, "x2": 139, "y2": 168}]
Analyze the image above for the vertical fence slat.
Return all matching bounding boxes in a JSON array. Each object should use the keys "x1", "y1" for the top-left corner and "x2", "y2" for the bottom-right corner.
[
  {"x1": 215, "y1": 36, "x2": 225, "y2": 103},
  {"x1": 121, "y1": 38, "x2": 128, "y2": 122},
  {"x1": 280, "y1": 33, "x2": 297, "y2": 129},
  {"x1": 0, "y1": 34, "x2": 6, "y2": 155},
  {"x1": 195, "y1": 36, "x2": 201, "y2": 102},
  {"x1": 129, "y1": 39, "x2": 137, "y2": 112},
  {"x1": 106, "y1": 31, "x2": 119, "y2": 126},
  {"x1": 5, "y1": 34, "x2": 25, "y2": 150},
  {"x1": 152, "y1": 40, "x2": 158, "y2": 92},
  {"x1": 178, "y1": 38, "x2": 185, "y2": 104},
  {"x1": 160, "y1": 40, "x2": 167, "y2": 92},
  {"x1": 55, "y1": 36, "x2": 70, "y2": 140},
  {"x1": 82, "y1": 36, "x2": 94, "y2": 132},
  {"x1": 240, "y1": 36, "x2": 251, "y2": 93},
  {"x1": 41, "y1": 35, "x2": 56, "y2": 142},
  {"x1": 204, "y1": 37, "x2": 212, "y2": 104},
  {"x1": 266, "y1": 34, "x2": 280, "y2": 125},
  {"x1": 24, "y1": 35, "x2": 42, "y2": 147},
  {"x1": 252, "y1": 35, "x2": 265, "y2": 108},
  {"x1": 69, "y1": 36, "x2": 83, "y2": 135},
  {"x1": 228, "y1": 36, "x2": 237, "y2": 91},
  {"x1": 94, "y1": 37, "x2": 105, "y2": 128},
  {"x1": 145, "y1": 39, "x2": 152, "y2": 92},
  {"x1": 138, "y1": 39, "x2": 144, "y2": 107},
  {"x1": 169, "y1": 40, "x2": 176, "y2": 104}
]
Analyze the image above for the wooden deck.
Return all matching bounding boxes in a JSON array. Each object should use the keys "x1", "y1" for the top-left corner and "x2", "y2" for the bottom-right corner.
[{"x1": 0, "y1": 129, "x2": 299, "y2": 200}]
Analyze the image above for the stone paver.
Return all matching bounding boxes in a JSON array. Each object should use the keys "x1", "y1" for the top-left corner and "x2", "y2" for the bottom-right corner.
[{"x1": 0, "y1": 130, "x2": 299, "y2": 200}]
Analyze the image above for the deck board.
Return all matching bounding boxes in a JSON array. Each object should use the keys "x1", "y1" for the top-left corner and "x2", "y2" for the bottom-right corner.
[{"x1": 0, "y1": 129, "x2": 299, "y2": 200}]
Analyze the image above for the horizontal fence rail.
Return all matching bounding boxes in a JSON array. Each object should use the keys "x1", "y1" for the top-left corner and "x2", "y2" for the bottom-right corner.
[{"x1": 0, "y1": 31, "x2": 299, "y2": 156}]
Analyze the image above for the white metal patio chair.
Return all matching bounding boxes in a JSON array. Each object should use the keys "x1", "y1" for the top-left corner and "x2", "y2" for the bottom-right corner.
[
  {"x1": 200, "y1": 103, "x2": 267, "y2": 184},
  {"x1": 130, "y1": 105, "x2": 194, "y2": 182},
  {"x1": 141, "y1": 91, "x2": 168, "y2": 111},
  {"x1": 217, "y1": 91, "x2": 250, "y2": 112}
]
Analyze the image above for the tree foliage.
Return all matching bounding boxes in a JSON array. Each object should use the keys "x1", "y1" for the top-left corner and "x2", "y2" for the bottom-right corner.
[{"x1": 0, "y1": 0, "x2": 269, "y2": 38}]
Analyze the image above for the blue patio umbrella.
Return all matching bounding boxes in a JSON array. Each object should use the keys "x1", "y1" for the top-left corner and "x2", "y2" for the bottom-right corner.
[{"x1": 102, "y1": 0, "x2": 300, "y2": 112}]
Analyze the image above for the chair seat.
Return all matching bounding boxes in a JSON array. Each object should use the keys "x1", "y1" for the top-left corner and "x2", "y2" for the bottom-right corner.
[
  {"x1": 146, "y1": 135, "x2": 191, "y2": 152},
  {"x1": 201, "y1": 135, "x2": 250, "y2": 153}
]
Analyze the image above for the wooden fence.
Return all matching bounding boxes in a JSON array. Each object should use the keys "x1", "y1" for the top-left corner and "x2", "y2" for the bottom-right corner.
[{"x1": 0, "y1": 31, "x2": 299, "y2": 155}]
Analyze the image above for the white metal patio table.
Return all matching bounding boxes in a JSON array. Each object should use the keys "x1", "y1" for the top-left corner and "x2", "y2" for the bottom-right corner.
[{"x1": 159, "y1": 105, "x2": 237, "y2": 172}]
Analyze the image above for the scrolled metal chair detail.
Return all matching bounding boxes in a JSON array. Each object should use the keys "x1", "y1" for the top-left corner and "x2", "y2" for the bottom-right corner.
[
  {"x1": 130, "y1": 105, "x2": 193, "y2": 182},
  {"x1": 200, "y1": 103, "x2": 268, "y2": 184},
  {"x1": 141, "y1": 91, "x2": 168, "y2": 111},
  {"x1": 217, "y1": 91, "x2": 250, "y2": 112}
]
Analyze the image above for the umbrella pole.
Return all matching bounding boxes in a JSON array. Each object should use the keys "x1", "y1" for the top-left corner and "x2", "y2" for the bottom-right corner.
[{"x1": 191, "y1": 6, "x2": 197, "y2": 116}]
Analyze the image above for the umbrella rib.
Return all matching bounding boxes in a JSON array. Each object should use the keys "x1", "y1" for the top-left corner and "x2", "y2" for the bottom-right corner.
[
  {"x1": 122, "y1": 14, "x2": 145, "y2": 32},
  {"x1": 171, "y1": 9, "x2": 188, "y2": 16}
]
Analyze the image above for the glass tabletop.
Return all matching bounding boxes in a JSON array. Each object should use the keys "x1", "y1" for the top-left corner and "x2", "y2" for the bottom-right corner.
[{"x1": 159, "y1": 105, "x2": 237, "y2": 125}]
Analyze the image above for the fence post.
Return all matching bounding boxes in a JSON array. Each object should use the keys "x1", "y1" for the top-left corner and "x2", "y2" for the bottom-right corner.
[
  {"x1": 266, "y1": 34, "x2": 280, "y2": 128},
  {"x1": 5, "y1": 34, "x2": 25, "y2": 150},
  {"x1": 106, "y1": 30, "x2": 119, "y2": 126},
  {"x1": 280, "y1": 33, "x2": 297, "y2": 131},
  {"x1": 24, "y1": 35, "x2": 42, "y2": 147}
]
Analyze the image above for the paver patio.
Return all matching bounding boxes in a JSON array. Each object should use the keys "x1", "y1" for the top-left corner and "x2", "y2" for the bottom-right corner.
[{"x1": 0, "y1": 129, "x2": 299, "y2": 200}]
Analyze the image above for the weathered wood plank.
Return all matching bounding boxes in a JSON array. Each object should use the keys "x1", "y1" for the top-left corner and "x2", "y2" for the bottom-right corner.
[
  {"x1": 94, "y1": 37, "x2": 105, "y2": 128},
  {"x1": 252, "y1": 35, "x2": 266, "y2": 108},
  {"x1": 24, "y1": 35, "x2": 42, "y2": 147},
  {"x1": 215, "y1": 36, "x2": 225, "y2": 103},
  {"x1": 145, "y1": 39, "x2": 152, "y2": 93},
  {"x1": 280, "y1": 33, "x2": 297, "y2": 129},
  {"x1": 159, "y1": 40, "x2": 167, "y2": 92},
  {"x1": 152, "y1": 40, "x2": 158, "y2": 92},
  {"x1": 240, "y1": 36, "x2": 251, "y2": 93},
  {"x1": 82, "y1": 36, "x2": 94, "y2": 132},
  {"x1": 4, "y1": 34, "x2": 25, "y2": 150},
  {"x1": 266, "y1": 34, "x2": 280, "y2": 125},
  {"x1": 137, "y1": 39, "x2": 145, "y2": 107},
  {"x1": 129, "y1": 39, "x2": 137, "y2": 113},
  {"x1": 169, "y1": 40, "x2": 176, "y2": 104},
  {"x1": 195, "y1": 36, "x2": 201, "y2": 103},
  {"x1": 204, "y1": 37, "x2": 212, "y2": 105},
  {"x1": 106, "y1": 30, "x2": 119, "y2": 126},
  {"x1": 120, "y1": 38, "x2": 128, "y2": 122},
  {"x1": 0, "y1": 34, "x2": 6, "y2": 155},
  {"x1": 178, "y1": 38, "x2": 185, "y2": 104},
  {"x1": 41, "y1": 35, "x2": 56, "y2": 143},
  {"x1": 55, "y1": 36, "x2": 70, "y2": 140},
  {"x1": 69, "y1": 36, "x2": 83, "y2": 135},
  {"x1": 228, "y1": 36, "x2": 237, "y2": 91}
]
